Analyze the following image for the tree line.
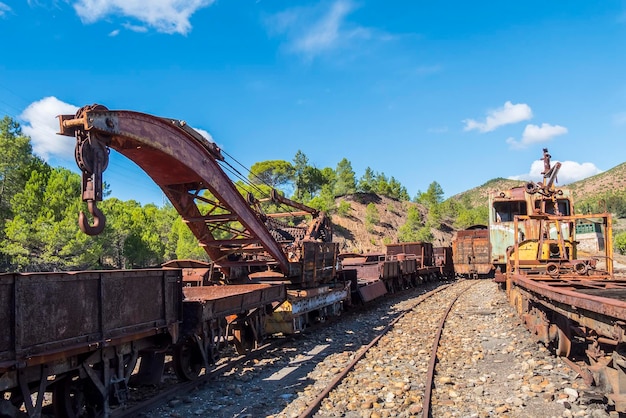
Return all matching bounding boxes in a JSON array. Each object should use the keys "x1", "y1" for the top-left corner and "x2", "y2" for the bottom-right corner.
[{"x1": 4, "y1": 116, "x2": 473, "y2": 272}]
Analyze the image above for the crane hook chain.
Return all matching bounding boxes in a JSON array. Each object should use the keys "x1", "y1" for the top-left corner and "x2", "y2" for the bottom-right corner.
[{"x1": 76, "y1": 128, "x2": 109, "y2": 235}]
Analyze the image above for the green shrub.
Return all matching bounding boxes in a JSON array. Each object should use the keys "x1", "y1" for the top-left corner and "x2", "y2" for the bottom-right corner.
[{"x1": 337, "y1": 200, "x2": 351, "y2": 217}]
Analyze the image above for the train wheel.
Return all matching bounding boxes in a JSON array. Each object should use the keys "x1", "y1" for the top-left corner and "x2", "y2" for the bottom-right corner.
[
  {"x1": 173, "y1": 340, "x2": 204, "y2": 381},
  {"x1": 53, "y1": 375, "x2": 104, "y2": 418}
]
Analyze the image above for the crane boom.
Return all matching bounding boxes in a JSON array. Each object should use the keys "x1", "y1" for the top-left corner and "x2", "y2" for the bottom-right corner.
[{"x1": 58, "y1": 105, "x2": 322, "y2": 278}]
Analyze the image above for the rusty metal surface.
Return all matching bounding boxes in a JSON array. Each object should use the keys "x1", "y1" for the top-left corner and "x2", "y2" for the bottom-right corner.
[
  {"x1": 341, "y1": 254, "x2": 381, "y2": 281},
  {"x1": 59, "y1": 106, "x2": 338, "y2": 285},
  {"x1": 399, "y1": 258, "x2": 417, "y2": 276},
  {"x1": 182, "y1": 283, "x2": 285, "y2": 320},
  {"x1": 357, "y1": 279, "x2": 387, "y2": 303},
  {"x1": 58, "y1": 107, "x2": 292, "y2": 276},
  {"x1": 380, "y1": 260, "x2": 400, "y2": 280},
  {"x1": 0, "y1": 274, "x2": 14, "y2": 363},
  {"x1": 386, "y1": 242, "x2": 433, "y2": 267},
  {"x1": 452, "y1": 227, "x2": 492, "y2": 276},
  {"x1": 298, "y1": 241, "x2": 338, "y2": 287},
  {"x1": 433, "y1": 246, "x2": 452, "y2": 266},
  {"x1": 1, "y1": 269, "x2": 181, "y2": 369},
  {"x1": 512, "y1": 274, "x2": 626, "y2": 322}
]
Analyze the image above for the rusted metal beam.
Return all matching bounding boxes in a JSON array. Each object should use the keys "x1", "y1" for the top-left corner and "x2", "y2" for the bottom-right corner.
[{"x1": 58, "y1": 106, "x2": 291, "y2": 276}]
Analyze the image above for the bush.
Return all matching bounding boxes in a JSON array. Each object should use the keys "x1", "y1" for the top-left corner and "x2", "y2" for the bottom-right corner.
[
  {"x1": 337, "y1": 200, "x2": 351, "y2": 217},
  {"x1": 615, "y1": 232, "x2": 626, "y2": 255},
  {"x1": 365, "y1": 203, "x2": 380, "y2": 232}
]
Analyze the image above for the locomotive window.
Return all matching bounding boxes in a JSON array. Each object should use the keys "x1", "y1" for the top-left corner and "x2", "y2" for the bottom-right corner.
[
  {"x1": 493, "y1": 201, "x2": 527, "y2": 222},
  {"x1": 557, "y1": 199, "x2": 571, "y2": 215},
  {"x1": 534, "y1": 199, "x2": 571, "y2": 215}
]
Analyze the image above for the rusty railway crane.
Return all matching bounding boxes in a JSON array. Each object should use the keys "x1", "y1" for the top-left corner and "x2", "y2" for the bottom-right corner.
[
  {"x1": 58, "y1": 104, "x2": 335, "y2": 286},
  {"x1": 0, "y1": 105, "x2": 350, "y2": 418}
]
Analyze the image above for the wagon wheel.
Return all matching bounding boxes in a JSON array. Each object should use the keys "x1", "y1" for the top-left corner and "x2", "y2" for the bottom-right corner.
[
  {"x1": 173, "y1": 339, "x2": 204, "y2": 381},
  {"x1": 53, "y1": 375, "x2": 104, "y2": 418}
]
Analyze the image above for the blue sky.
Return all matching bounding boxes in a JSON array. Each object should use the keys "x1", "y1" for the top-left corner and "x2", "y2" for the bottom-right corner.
[{"x1": 1, "y1": 1, "x2": 625, "y2": 206}]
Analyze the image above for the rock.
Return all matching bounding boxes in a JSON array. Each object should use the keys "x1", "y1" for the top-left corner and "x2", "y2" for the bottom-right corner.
[
  {"x1": 168, "y1": 399, "x2": 182, "y2": 407},
  {"x1": 564, "y1": 388, "x2": 579, "y2": 400}
]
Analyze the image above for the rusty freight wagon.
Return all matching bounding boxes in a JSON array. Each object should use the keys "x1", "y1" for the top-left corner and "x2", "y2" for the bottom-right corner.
[
  {"x1": 452, "y1": 225, "x2": 493, "y2": 278},
  {"x1": 385, "y1": 242, "x2": 441, "y2": 282},
  {"x1": 0, "y1": 269, "x2": 182, "y2": 417}
]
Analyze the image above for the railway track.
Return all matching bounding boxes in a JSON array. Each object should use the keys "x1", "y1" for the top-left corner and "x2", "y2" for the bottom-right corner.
[
  {"x1": 121, "y1": 281, "x2": 448, "y2": 417},
  {"x1": 276, "y1": 280, "x2": 589, "y2": 418},
  {"x1": 22, "y1": 279, "x2": 605, "y2": 418},
  {"x1": 297, "y1": 280, "x2": 475, "y2": 417}
]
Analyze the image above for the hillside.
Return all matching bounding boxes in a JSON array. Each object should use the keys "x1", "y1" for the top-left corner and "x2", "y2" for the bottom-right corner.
[
  {"x1": 330, "y1": 193, "x2": 454, "y2": 254},
  {"x1": 447, "y1": 177, "x2": 526, "y2": 208},
  {"x1": 330, "y1": 162, "x2": 626, "y2": 255},
  {"x1": 567, "y1": 162, "x2": 626, "y2": 202},
  {"x1": 448, "y1": 163, "x2": 626, "y2": 213}
]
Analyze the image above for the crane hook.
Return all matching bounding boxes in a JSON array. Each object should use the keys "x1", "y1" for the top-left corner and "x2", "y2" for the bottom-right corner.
[{"x1": 78, "y1": 200, "x2": 106, "y2": 235}]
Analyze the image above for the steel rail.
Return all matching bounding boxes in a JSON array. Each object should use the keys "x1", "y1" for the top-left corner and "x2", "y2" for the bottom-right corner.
[{"x1": 422, "y1": 281, "x2": 480, "y2": 418}]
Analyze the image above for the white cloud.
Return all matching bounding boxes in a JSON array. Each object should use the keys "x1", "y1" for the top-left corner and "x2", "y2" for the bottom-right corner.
[
  {"x1": 71, "y1": 0, "x2": 214, "y2": 35},
  {"x1": 20, "y1": 97, "x2": 79, "y2": 162},
  {"x1": 122, "y1": 22, "x2": 148, "y2": 33},
  {"x1": 0, "y1": 2, "x2": 11, "y2": 17},
  {"x1": 509, "y1": 159, "x2": 602, "y2": 185},
  {"x1": 266, "y1": 0, "x2": 380, "y2": 60},
  {"x1": 506, "y1": 123, "x2": 568, "y2": 149},
  {"x1": 108, "y1": 29, "x2": 120, "y2": 37},
  {"x1": 193, "y1": 127, "x2": 214, "y2": 143},
  {"x1": 463, "y1": 101, "x2": 533, "y2": 133}
]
